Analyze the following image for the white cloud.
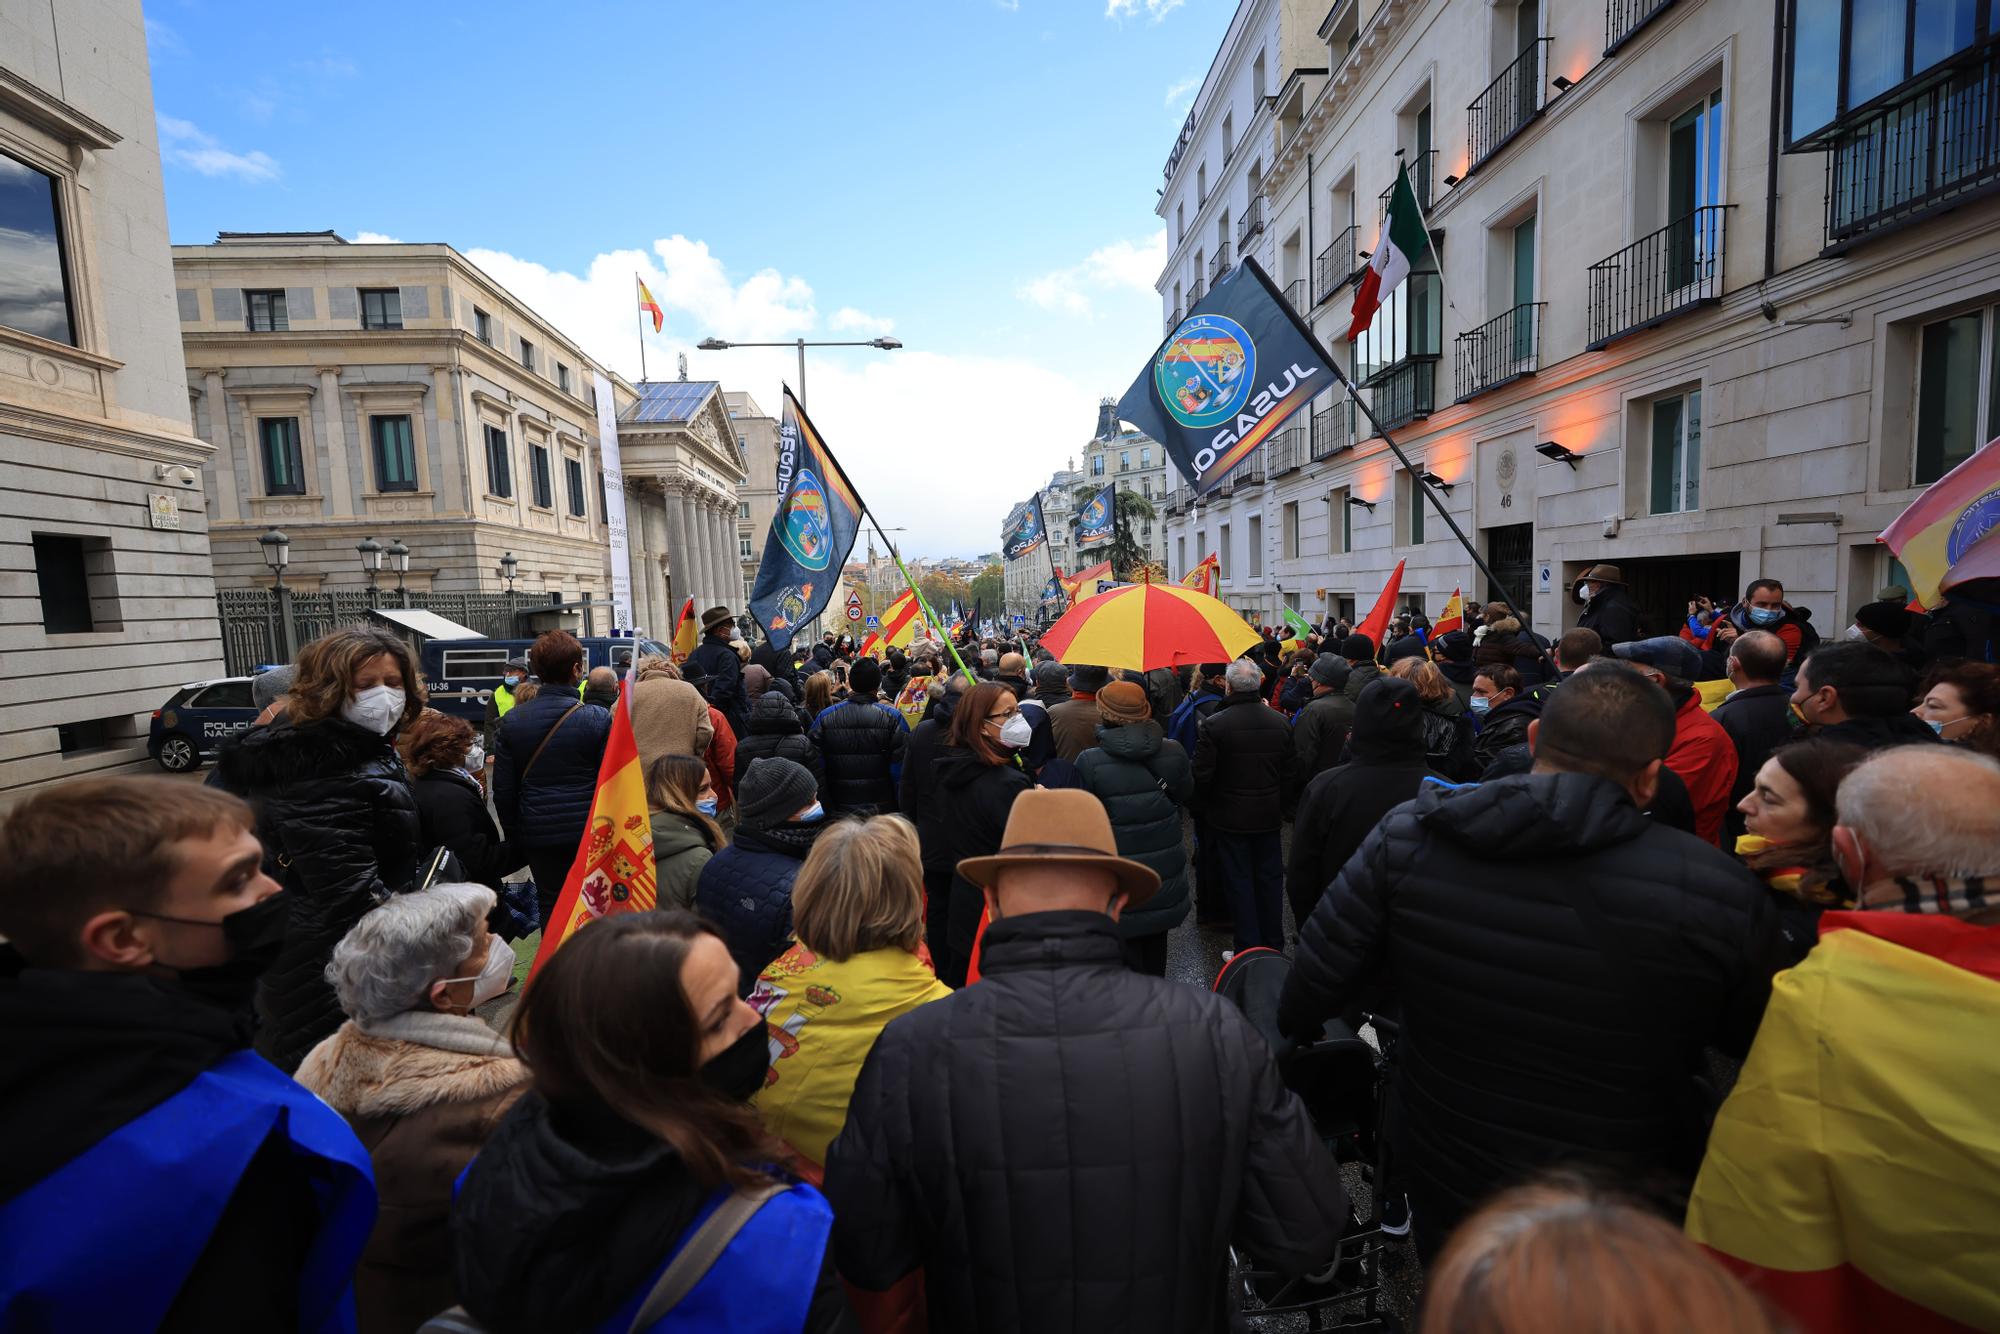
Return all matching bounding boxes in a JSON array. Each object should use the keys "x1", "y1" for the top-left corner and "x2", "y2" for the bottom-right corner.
[
  {"x1": 830, "y1": 307, "x2": 896, "y2": 336},
  {"x1": 995, "y1": 0, "x2": 1020, "y2": 9},
  {"x1": 453, "y1": 237, "x2": 1097, "y2": 559},
  {"x1": 352, "y1": 232, "x2": 403, "y2": 244},
  {"x1": 1018, "y1": 231, "x2": 1167, "y2": 317},
  {"x1": 144, "y1": 17, "x2": 185, "y2": 56},
  {"x1": 155, "y1": 115, "x2": 280, "y2": 182},
  {"x1": 1106, "y1": 0, "x2": 1185, "y2": 20},
  {"x1": 1163, "y1": 74, "x2": 1201, "y2": 107}
]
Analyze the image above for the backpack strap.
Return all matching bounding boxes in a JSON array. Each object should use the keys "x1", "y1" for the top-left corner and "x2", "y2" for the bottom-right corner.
[
  {"x1": 628, "y1": 1182, "x2": 787, "y2": 1332},
  {"x1": 521, "y1": 701, "x2": 584, "y2": 784}
]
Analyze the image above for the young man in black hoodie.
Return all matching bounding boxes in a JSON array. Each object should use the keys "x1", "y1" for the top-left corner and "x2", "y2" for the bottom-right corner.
[{"x1": 0, "y1": 778, "x2": 375, "y2": 1330}]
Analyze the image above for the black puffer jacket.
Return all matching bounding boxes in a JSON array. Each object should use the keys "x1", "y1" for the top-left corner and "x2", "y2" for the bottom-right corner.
[
  {"x1": 810, "y1": 696, "x2": 908, "y2": 815},
  {"x1": 1279, "y1": 772, "x2": 1780, "y2": 1246},
  {"x1": 214, "y1": 716, "x2": 422, "y2": 1072},
  {"x1": 1416, "y1": 693, "x2": 1478, "y2": 782},
  {"x1": 411, "y1": 769, "x2": 518, "y2": 891},
  {"x1": 734, "y1": 693, "x2": 823, "y2": 799},
  {"x1": 899, "y1": 692, "x2": 962, "y2": 875},
  {"x1": 694, "y1": 822, "x2": 824, "y2": 994},
  {"x1": 1469, "y1": 692, "x2": 1542, "y2": 774},
  {"x1": 823, "y1": 911, "x2": 1349, "y2": 1334},
  {"x1": 1192, "y1": 692, "x2": 1295, "y2": 834},
  {"x1": 1075, "y1": 721, "x2": 1193, "y2": 939},
  {"x1": 931, "y1": 747, "x2": 1031, "y2": 981},
  {"x1": 492, "y1": 692, "x2": 611, "y2": 851}
]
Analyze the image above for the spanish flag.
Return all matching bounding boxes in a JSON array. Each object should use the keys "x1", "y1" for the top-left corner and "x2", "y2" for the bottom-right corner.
[
  {"x1": 1432, "y1": 588, "x2": 1465, "y2": 637},
  {"x1": 636, "y1": 275, "x2": 664, "y2": 334},
  {"x1": 1879, "y1": 437, "x2": 2000, "y2": 608},
  {"x1": 670, "y1": 596, "x2": 698, "y2": 661},
  {"x1": 1685, "y1": 912, "x2": 2000, "y2": 1332},
  {"x1": 529, "y1": 673, "x2": 656, "y2": 977},
  {"x1": 859, "y1": 588, "x2": 922, "y2": 656},
  {"x1": 1181, "y1": 552, "x2": 1219, "y2": 597},
  {"x1": 1062, "y1": 560, "x2": 1114, "y2": 605}
]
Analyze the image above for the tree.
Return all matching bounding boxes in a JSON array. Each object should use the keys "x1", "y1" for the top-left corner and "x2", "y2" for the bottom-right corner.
[
  {"x1": 1072, "y1": 485, "x2": 1159, "y2": 583},
  {"x1": 968, "y1": 563, "x2": 1005, "y2": 619},
  {"x1": 916, "y1": 572, "x2": 973, "y2": 621}
]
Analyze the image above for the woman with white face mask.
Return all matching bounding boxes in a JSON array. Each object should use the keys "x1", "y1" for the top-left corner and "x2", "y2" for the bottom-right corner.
[
  {"x1": 297, "y1": 882, "x2": 529, "y2": 1333},
  {"x1": 213, "y1": 627, "x2": 426, "y2": 1071}
]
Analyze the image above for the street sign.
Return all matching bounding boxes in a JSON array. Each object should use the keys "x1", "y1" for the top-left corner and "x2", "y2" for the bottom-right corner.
[
  {"x1": 845, "y1": 591, "x2": 863, "y2": 622},
  {"x1": 866, "y1": 615, "x2": 880, "y2": 628}
]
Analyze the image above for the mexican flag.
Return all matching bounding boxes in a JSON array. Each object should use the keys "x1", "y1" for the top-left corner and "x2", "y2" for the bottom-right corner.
[{"x1": 1348, "y1": 163, "x2": 1431, "y2": 342}]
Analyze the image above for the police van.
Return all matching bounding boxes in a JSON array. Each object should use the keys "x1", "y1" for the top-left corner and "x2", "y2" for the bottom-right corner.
[
  {"x1": 419, "y1": 636, "x2": 672, "y2": 723},
  {"x1": 149, "y1": 677, "x2": 261, "y2": 772}
]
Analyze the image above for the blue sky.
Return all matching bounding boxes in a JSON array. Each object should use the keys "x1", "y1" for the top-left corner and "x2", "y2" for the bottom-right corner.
[{"x1": 144, "y1": 0, "x2": 1232, "y2": 557}]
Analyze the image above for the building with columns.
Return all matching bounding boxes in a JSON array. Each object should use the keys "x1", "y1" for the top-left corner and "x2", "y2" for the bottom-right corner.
[
  {"x1": 616, "y1": 379, "x2": 748, "y2": 632},
  {"x1": 1, "y1": 0, "x2": 226, "y2": 799},
  {"x1": 727, "y1": 389, "x2": 781, "y2": 607}
]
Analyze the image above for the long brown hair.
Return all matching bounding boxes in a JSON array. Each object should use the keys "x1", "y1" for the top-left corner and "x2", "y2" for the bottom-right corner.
[
  {"x1": 1420, "y1": 1179, "x2": 1775, "y2": 1334},
  {"x1": 802, "y1": 672, "x2": 834, "y2": 719},
  {"x1": 511, "y1": 911, "x2": 773, "y2": 1189},
  {"x1": 1744, "y1": 737, "x2": 1868, "y2": 906},
  {"x1": 949, "y1": 681, "x2": 1013, "y2": 765},
  {"x1": 644, "y1": 754, "x2": 723, "y2": 849},
  {"x1": 400, "y1": 709, "x2": 475, "y2": 777},
  {"x1": 288, "y1": 627, "x2": 426, "y2": 729}
]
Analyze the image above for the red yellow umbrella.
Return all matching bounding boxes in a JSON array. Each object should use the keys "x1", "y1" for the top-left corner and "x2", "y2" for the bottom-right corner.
[{"x1": 1038, "y1": 580, "x2": 1261, "y2": 672}]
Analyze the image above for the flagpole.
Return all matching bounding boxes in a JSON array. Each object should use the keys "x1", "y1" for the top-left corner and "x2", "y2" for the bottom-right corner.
[{"x1": 634, "y1": 276, "x2": 649, "y2": 382}]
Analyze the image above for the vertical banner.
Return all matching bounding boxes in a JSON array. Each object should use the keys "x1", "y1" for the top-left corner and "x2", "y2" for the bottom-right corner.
[
  {"x1": 1077, "y1": 484, "x2": 1115, "y2": 546},
  {"x1": 748, "y1": 388, "x2": 864, "y2": 651},
  {"x1": 594, "y1": 371, "x2": 636, "y2": 632}
]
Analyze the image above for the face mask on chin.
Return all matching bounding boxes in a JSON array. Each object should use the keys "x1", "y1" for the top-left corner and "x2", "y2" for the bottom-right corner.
[
  {"x1": 133, "y1": 893, "x2": 291, "y2": 1009},
  {"x1": 342, "y1": 684, "x2": 406, "y2": 734},
  {"x1": 699, "y1": 1017, "x2": 771, "y2": 1102}
]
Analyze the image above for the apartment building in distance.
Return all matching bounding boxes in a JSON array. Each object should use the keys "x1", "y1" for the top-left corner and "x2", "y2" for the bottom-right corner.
[
  {"x1": 1081, "y1": 399, "x2": 1173, "y2": 569},
  {"x1": 1163, "y1": 0, "x2": 1999, "y2": 638},
  {"x1": 1, "y1": 0, "x2": 226, "y2": 799},
  {"x1": 1003, "y1": 459, "x2": 1085, "y2": 621},
  {"x1": 728, "y1": 389, "x2": 781, "y2": 607}
]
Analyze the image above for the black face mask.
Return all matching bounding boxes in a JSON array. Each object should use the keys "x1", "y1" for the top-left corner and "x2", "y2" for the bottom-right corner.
[
  {"x1": 135, "y1": 893, "x2": 291, "y2": 1009},
  {"x1": 698, "y1": 1017, "x2": 771, "y2": 1102}
]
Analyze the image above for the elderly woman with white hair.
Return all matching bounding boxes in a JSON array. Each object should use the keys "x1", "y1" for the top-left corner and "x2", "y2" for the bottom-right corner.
[{"x1": 295, "y1": 883, "x2": 527, "y2": 1333}]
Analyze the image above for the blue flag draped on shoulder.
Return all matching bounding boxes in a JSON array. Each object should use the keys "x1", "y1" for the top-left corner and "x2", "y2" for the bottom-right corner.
[
  {"x1": 749, "y1": 388, "x2": 864, "y2": 652},
  {"x1": 1002, "y1": 495, "x2": 1047, "y2": 561},
  {"x1": 1119, "y1": 256, "x2": 1332, "y2": 499},
  {"x1": 1078, "y1": 483, "x2": 1115, "y2": 546}
]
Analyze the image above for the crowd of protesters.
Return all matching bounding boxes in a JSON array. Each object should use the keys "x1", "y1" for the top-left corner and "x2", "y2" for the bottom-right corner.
[{"x1": 3, "y1": 565, "x2": 1997, "y2": 1333}]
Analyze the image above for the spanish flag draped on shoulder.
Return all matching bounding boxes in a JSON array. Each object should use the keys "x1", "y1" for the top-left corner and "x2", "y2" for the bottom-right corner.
[
  {"x1": 1685, "y1": 910, "x2": 2000, "y2": 1332},
  {"x1": 1349, "y1": 162, "x2": 1432, "y2": 341},
  {"x1": 530, "y1": 670, "x2": 654, "y2": 976},
  {"x1": 749, "y1": 388, "x2": 864, "y2": 652}
]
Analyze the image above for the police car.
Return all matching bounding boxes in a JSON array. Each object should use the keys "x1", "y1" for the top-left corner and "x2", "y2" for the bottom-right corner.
[
  {"x1": 419, "y1": 636, "x2": 673, "y2": 723},
  {"x1": 149, "y1": 677, "x2": 261, "y2": 772}
]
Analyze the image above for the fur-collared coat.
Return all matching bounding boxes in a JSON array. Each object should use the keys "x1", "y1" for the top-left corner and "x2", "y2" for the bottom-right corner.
[{"x1": 297, "y1": 1011, "x2": 528, "y2": 1333}]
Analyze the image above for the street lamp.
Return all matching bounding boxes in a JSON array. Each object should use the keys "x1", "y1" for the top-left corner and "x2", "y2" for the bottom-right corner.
[
  {"x1": 694, "y1": 335, "x2": 903, "y2": 407},
  {"x1": 357, "y1": 535, "x2": 383, "y2": 605},
  {"x1": 385, "y1": 538, "x2": 411, "y2": 607},
  {"x1": 259, "y1": 528, "x2": 296, "y2": 661},
  {"x1": 498, "y1": 551, "x2": 518, "y2": 591}
]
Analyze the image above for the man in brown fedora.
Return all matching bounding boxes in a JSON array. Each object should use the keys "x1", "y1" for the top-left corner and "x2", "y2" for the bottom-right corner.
[
  {"x1": 824, "y1": 789, "x2": 1348, "y2": 1333},
  {"x1": 688, "y1": 604, "x2": 748, "y2": 735},
  {"x1": 1573, "y1": 562, "x2": 1644, "y2": 648}
]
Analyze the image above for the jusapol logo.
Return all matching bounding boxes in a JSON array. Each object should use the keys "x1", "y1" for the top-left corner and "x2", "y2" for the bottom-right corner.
[
  {"x1": 778, "y1": 470, "x2": 833, "y2": 570},
  {"x1": 1155, "y1": 314, "x2": 1318, "y2": 478}
]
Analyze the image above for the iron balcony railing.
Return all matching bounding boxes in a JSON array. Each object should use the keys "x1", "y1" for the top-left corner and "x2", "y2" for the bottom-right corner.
[
  {"x1": 1586, "y1": 205, "x2": 1729, "y2": 350},
  {"x1": 1468, "y1": 38, "x2": 1551, "y2": 171},
  {"x1": 1380, "y1": 150, "x2": 1439, "y2": 220},
  {"x1": 1217, "y1": 470, "x2": 1238, "y2": 498},
  {"x1": 1190, "y1": 277, "x2": 1206, "y2": 305},
  {"x1": 1315, "y1": 224, "x2": 1358, "y2": 304},
  {"x1": 1825, "y1": 52, "x2": 2000, "y2": 248},
  {"x1": 1310, "y1": 402, "x2": 1355, "y2": 459},
  {"x1": 1164, "y1": 305, "x2": 1184, "y2": 333},
  {"x1": 1209, "y1": 246, "x2": 1231, "y2": 283},
  {"x1": 1243, "y1": 447, "x2": 1268, "y2": 485},
  {"x1": 1605, "y1": 0, "x2": 1679, "y2": 56},
  {"x1": 1370, "y1": 358, "x2": 1437, "y2": 433},
  {"x1": 1238, "y1": 194, "x2": 1267, "y2": 246},
  {"x1": 1454, "y1": 302, "x2": 1545, "y2": 401},
  {"x1": 1270, "y1": 425, "x2": 1304, "y2": 476},
  {"x1": 1283, "y1": 278, "x2": 1307, "y2": 312}
]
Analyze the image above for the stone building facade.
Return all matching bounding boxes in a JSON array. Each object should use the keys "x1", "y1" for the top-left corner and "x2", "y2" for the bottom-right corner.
[
  {"x1": 1002, "y1": 460, "x2": 1084, "y2": 621},
  {"x1": 727, "y1": 389, "x2": 781, "y2": 608},
  {"x1": 616, "y1": 378, "x2": 748, "y2": 632},
  {"x1": 1, "y1": 0, "x2": 225, "y2": 800},
  {"x1": 1162, "y1": 0, "x2": 1997, "y2": 638},
  {"x1": 1080, "y1": 399, "x2": 1171, "y2": 569}
]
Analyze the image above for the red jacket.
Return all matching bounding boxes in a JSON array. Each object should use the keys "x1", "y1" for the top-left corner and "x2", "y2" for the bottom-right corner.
[
  {"x1": 1667, "y1": 690, "x2": 1737, "y2": 846},
  {"x1": 706, "y1": 707, "x2": 737, "y2": 812}
]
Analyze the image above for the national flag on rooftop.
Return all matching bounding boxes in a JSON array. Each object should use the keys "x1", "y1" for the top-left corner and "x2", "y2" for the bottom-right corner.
[
  {"x1": 636, "y1": 275, "x2": 664, "y2": 334},
  {"x1": 1878, "y1": 437, "x2": 2000, "y2": 609},
  {"x1": 1349, "y1": 163, "x2": 1432, "y2": 342},
  {"x1": 530, "y1": 669, "x2": 655, "y2": 977},
  {"x1": 1356, "y1": 560, "x2": 1407, "y2": 649},
  {"x1": 669, "y1": 596, "x2": 698, "y2": 661},
  {"x1": 1180, "y1": 553, "x2": 1219, "y2": 597},
  {"x1": 1433, "y1": 588, "x2": 1465, "y2": 637},
  {"x1": 748, "y1": 388, "x2": 864, "y2": 652}
]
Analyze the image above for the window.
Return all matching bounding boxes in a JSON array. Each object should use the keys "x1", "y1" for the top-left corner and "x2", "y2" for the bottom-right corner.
[
  {"x1": 738, "y1": 500, "x2": 752, "y2": 519},
  {"x1": 1120, "y1": 450, "x2": 1131, "y2": 470},
  {"x1": 33, "y1": 533, "x2": 93, "y2": 632},
  {"x1": 258, "y1": 417, "x2": 306, "y2": 496},
  {"x1": 565, "y1": 455, "x2": 587, "y2": 517},
  {"x1": 557, "y1": 363, "x2": 571, "y2": 393},
  {"x1": 0, "y1": 150, "x2": 75, "y2": 345},
  {"x1": 530, "y1": 443, "x2": 553, "y2": 508},
  {"x1": 245, "y1": 289, "x2": 288, "y2": 332},
  {"x1": 1141, "y1": 446, "x2": 1151, "y2": 467},
  {"x1": 484, "y1": 425, "x2": 512, "y2": 497},
  {"x1": 1092, "y1": 455, "x2": 1105, "y2": 476},
  {"x1": 1253, "y1": 51, "x2": 1267, "y2": 100},
  {"x1": 474, "y1": 308, "x2": 492, "y2": 343},
  {"x1": 192, "y1": 681, "x2": 255, "y2": 710},
  {"x1": 57, "y1": 718, "x2": 117, "y2": 755},
  {"x1": 1282, "y1": 501, "x2": 1300, "y2": 558},
  {"x1": 739, "y1": 536, "x2": 754, "y2": 559},
  {"x1": 1223, "y1": 112, "x2": 1235, "y2": 161},
  {"x1": 1914, "y1": 304, "x2": 2000, "y2": 484},
  {"x1": 1337, "y1": 490, "x2": 1354, "y2": 553},
  {"x1": 371, "y1": 415, "x2": 418, "y2": 492},
  {"x1": 1177, "y1": 535, "x2": 1188, "y2": 573},
  {"x1": 1218, "y1": 523, "x2": 1231, "y2": 579},
  {"x1": 1792, "y1": 0, "x2": 1990, "y2": 142},
  {"x1": 1198, "y1": 162, "x2": 1208, "y2": 206},
  {"x1": 1176, "y1": 202, "x2": 1185, "y2": 244},
  {"x1": 519, "y1": 339, "x2": 536, "y2": 372},
  {"x1": 360, "y1": 288, "x2": 402, "y2": 330},
  {"x1": 1248, "y1": 515, "x2": 1264, "y2": 576},
  {"x1": 1649, "y1": 390, "x2": 1703, "y2": 514}
]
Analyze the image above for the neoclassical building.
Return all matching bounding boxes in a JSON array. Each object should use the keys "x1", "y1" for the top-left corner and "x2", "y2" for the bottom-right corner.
[{"x1": 617, "y1": 378, "x2": 750, "y2": 632}]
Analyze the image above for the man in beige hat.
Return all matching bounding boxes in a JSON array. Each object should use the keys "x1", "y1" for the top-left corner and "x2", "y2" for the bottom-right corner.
[
  {"x1": 825, "y1": 788, "x2": 1348, "y2": 1333},
  {"x1": 1572, "y1": 562, "x2": 1643, "y2": 648}
]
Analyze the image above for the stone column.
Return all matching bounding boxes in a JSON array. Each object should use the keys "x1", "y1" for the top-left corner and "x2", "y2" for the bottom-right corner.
[
  {"x1": 317, "y1": 367, "x2": 353, "y2": 516},
  {"x1": 662, "y1": 482, "x2": 693, "y2": 609},
  {"x1": 707, "y1": 500, "x2": 729, "y2": 607},
  {"x1": 626, "y1": 487, "x2": 655, "y2": 635},
  {"x1": 646, "y1": 496, "x2": 671, "y2": 629},
  {"x1": 695, "y1": 493, "x2": 720, "y2": 609},
  {"x1": 201, "y1": 370, "x2": 241, "y2": 522}
]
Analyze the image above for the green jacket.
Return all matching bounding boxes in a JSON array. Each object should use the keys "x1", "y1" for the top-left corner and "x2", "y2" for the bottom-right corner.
[
  {"x1": 649, "y1": 809, "x2": 718, "y2": 910},
  {"x1": 1074, "y1": 720, "x2": 1194, "y2": 939}
]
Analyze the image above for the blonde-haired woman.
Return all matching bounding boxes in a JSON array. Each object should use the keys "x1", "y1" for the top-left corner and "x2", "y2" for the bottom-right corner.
[
  {"x1": 1387, "y1": 656, "x2": 1477, "y2": 781},
  {"x1": 215, "y1": 626, "x2": 426, "y2": 1071},
  {"x1": 750, "y1": 813, "x2": 949, "y2": 1181},
  {"x1": 645, "y1": 753, "x2": 724, "y2": 910}
]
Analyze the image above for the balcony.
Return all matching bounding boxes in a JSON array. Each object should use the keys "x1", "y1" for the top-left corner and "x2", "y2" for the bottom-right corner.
[
  {"x1": 1238, "y1": 195, "x2": 1267, "y2": 247},
  {"x1": 1216, "y1": 471, "x2": 1238, "y2": 498},
  {"x1": 1315, "y1": 224, "x2": 1357, "y2": 304},
  {"x1": 1242, "y1": 447, "x2": 1268, "y2": 485},
  {"x1": 1468, "y1": 38, "x2": 1551, "y2": 172},
  {"x1": 1369, "y1": 358, "x2": 1437, "y2": 433},
  {"x1": 1586, "y1": 205, "x2": 1728, "y2": 349},
  {"x1": 1310, "y1": 402, "x2": 1354, "y2": 460},
  {"x1": 1454, "y1": 302, "x2": 1544, "y2": 401},
  {"x1": 1380, "y1": 150, "x2": 1439, "y2": 219},
  {"x1": 1284, "y1": 278, "x2": 1307, "y2": 312},
  {"x1": 1165, "y1": 305, "x2": 1184, "y2": 333},
  {"x1": 1270, "y1": 425, "x2": 1304, "y2": 476},
  {"x1": 1189, "y1": 278, "x2": 1206, "y2": 305},
  {"x1": 1209, "y1": 246, "x2": 1232, "y2": 283},
  {"x1": 1605, "y1": 0, "x2": 1679, "y2": 57},
  {"x1": 1823, "y1": 51, "x2": 2000, "y2": 250}
]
